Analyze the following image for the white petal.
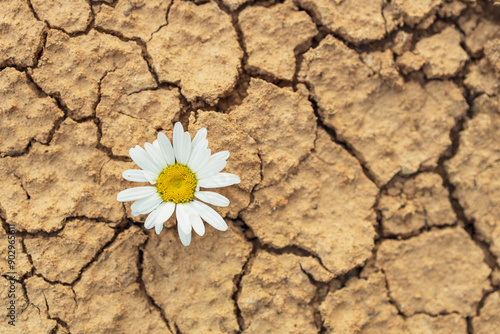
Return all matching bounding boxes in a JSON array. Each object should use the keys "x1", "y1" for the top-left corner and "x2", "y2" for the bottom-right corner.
[
  {"x1": 155, "y1": 222, "x2": 164, "y2": 234},
  {"x1": 187, "y1": 139, "x2": 208, "y2": 169},
  {"x1": 144, "y1": 207, "x2": 161, "y2": 229},
  {"x1": 155, "y1": 201, "x2": 175, "y2": 226},
  {"x1": 196, "y1": 159, "x2": 226, "y2": 179},
  {"x1": 122, "y1": 170, "x2": 149, "y2": 183},
  {"x1": 177, "y1": 221, "x2": 191, "y2": 246},
  {"x1": 189, "y1": 147, "x2": 211, "y2": 173},
  {"x1": 139, "y1": 144, "x2": 164, "y2": 171},
  {"x1": 198, "y1": 173, "x2": 241, "y2": 188},
  {"x1": 145, "y1": 142, "x2": 167, "y2": 167},
  {"x1": 175, "y1": 132, "x2": 191, "y2": 164},
  {"x1": 129, "y1": 146, "x2": 162, "y2": 174},
  {"x1": 191, "y1": 128, "x2": 207, "y2": 151},
  {"x1": 192, "y1": 200, "x2": 228, "y2": 231},
  {"x1": 195, "y1": 191, "x2": 230, "y2": 207},
  {"x1": 211, "y1": 151, "x2": 230, "y2": 161},
  {"x1": 144, "y1": 170, "x2": 158, "y2": 184},
  {"x1": 157, "y1": 132, "x2": 176, "y2": 165},
  {"x1": 131, "y1": 193, "x2": 162, "y2": 216},
  {"x1": 117, "y1": 187, "x2": 157, "y2": 202},
  {"x1": 185, "y1": 203, "x2": 205, "y2": 236},
  {"x1": 193, "y1": 139, "x2": 208, "y2": 154},
  {"x1": 173, "y1": 122, "x2": 184, "y2": 163},
  {"x1": 176, "y1": 204, "x2": 192, "y2": 235}
]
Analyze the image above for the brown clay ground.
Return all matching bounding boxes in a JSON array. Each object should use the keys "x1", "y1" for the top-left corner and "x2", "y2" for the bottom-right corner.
[{"x1": 1, "y1": 0, "x2": 500, "y2": 333}]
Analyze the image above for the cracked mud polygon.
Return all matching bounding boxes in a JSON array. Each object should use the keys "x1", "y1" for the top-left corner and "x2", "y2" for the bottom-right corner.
[{"x1": 1, "y1": 0, "x2": 500, "y2": 333}]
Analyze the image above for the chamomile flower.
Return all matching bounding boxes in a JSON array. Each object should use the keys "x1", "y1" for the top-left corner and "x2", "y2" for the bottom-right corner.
[{"x1": 117, "y1": 122, "x2": 240, "y2": 246}]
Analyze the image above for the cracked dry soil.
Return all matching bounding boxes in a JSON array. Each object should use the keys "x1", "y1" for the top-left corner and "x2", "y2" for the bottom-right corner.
[{"x1": 1, "y1": 0, "x2": 500, "y2": 333}]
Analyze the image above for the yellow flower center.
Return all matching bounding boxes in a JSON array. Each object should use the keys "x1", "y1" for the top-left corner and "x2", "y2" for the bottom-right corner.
[{"x1": 156, "y1": 163, "x2": 198, "y2": 204}]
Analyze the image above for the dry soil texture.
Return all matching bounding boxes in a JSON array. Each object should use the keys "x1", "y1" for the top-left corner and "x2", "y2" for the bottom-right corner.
[{"x1": 1, "y1": 0, "x2": 500, "y2": 333}]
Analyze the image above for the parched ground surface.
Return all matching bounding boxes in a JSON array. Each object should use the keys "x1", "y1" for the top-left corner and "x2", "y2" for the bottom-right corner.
[{"x1": 1, "y1": 0, "x2": 500, "y2": 333}]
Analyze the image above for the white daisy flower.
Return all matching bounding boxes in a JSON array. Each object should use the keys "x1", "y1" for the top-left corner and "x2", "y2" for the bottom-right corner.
[{"x1": 117, "y1": 122, "x2": 240, "y2": 246}]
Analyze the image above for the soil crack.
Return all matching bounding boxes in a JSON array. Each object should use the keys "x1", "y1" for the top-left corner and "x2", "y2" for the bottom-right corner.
[
  {"x1": 231, "y1": 241, "x2": 256, "y2": 332},
  {"x1": 309, "y1": 96, "x2": 380, "y2": 188},
  {"x1": 136, "y1": 236, "x2": 174, "y2": 333}
]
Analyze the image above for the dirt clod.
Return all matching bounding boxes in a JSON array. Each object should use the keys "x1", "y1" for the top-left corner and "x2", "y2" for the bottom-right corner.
[
  {"x1": 31, "y1": 0, "x2": 91, "y2": 34},
  {"x1": 238, "y1": 252, "x2": 318, "y2": 333},
  {"x1": 147, "y1": 1, "x2": 243, "y2": 105},
  {"x1": 94, "y1": 0, "x2": 171, "y2": 41},
  {"x1": 24, "y1": 218, "x2": 115, "y2": 283},
  {"x1": 392, "y1": 0, "x2": 442, "y2": 27},
  {"x1": 397, "y1": 51, "x2": 426, "y2": 74},
  {"x1": 0, "y1": 0, "x2": 46, "y2": 68},
  {"x1": 445, "y1": 95, "x2": 500, "y2": 248},
  {"x1": 378, "y1": 173, "x2": 456, "y2": 236},
  {"x1": 464, "y1": 19, "x2": 500, "y2": 57},
  {"x1": 465, "y1": 58, "x2": 500, "y2": 96},
  {"x1": 293, "y1": 0, "x2": 394, "y2": 44},
  {"x1": 239, "y1": 3, "x2": 317, "y2": 81},
  {"x1": 26, "y1": 276, "x2": 78, "y2": 325},
  {"x1": 377, "y1": 228, "x2": 491, "y2": 316},
  {"x1": 241, "y1": 128, "x2": 378, "y2": 275},
  {"x1": 413, "y1": 26, "x2": 469, "y2": 79},
  {"x1": 472, "y1": 291, "x2": 500, "y2": 334},
  {"x1": 320, "y1": 273, "x2": 406, "y2": 333},
  {"x1": 484, "y1": 39, "x2": 500, "y2": 73},
  {"x1": 0, "y1": 68, "x2": 64, "y2": 155},
  {"x1": 438, "y1": 1, "x2": 467, "y2": 19}
]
